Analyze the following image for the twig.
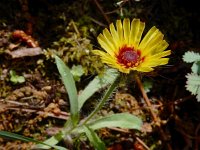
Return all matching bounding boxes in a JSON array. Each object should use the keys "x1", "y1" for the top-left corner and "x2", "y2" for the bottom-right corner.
[
  {"x1": 7, "y1": 107, "x2": 69, "y2": 120},
  {"x1": 135, "y1": 75, "x2": 158, "y2": 123},
  {"x1": 93, "y1": 0, "x2": 110, "y2": 24},
  {"x1": 109, "y1": 127, "x2": 129, "y2": 133},
  {"x1": 0, "y1": 99, "x2": 29, "y2": 106},
  {"x1": 88, "y1": 17, "x2": 107, "y2": 27},
  {"x1": 0, "y1": 99, "x2": 69, "y2": 120},
  {"x1": 136, "y1": 137, "x2": 150, "y2": 150},
  {"x1": 6, "y1": 47, "x2": 43, "y2": 58},
  {"x1": 135, "y1": 74, "x2": 172, "y2": 150}
]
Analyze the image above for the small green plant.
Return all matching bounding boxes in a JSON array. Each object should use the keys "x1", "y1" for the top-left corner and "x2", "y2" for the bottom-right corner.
[
  {"x1": 0, "y1": 56, "x2": 142, "y2": 150},
  {"x1": 183, "y1": 51, "x2": 200, "y2": 101},
  {"x1": 34, "y1": 55, "x2": 142, "y2": 150},
  {"x1": 70, "y1": 65, "x2": 84, "y2": 82},
  {"x1": 143, "y1": 79, "x2": 153, "y2": 93},
  {"x1": 9, "y1": 70, "x2": 25, "y2": 84}
]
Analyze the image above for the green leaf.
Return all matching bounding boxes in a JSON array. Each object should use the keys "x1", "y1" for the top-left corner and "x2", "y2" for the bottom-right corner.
[
  {"x1": 183, "y1": 51, "x2": 200, "y2": 63},
  {"x1": 76, "y1": 113, "x2": 142, "y2": 133},
  {"x1": 34, "y1": 132, "x2": 67, "y2": 150},
  {"x1": 36, "y1": 118, "x2": 75, "y2": 149},
  {"x1": 0, "y1": 131, "x2": 67, "y2": 150},
  {"x1": 191, "y1": 61, "x2": 200, "y2": 74},
  {"x1": 70, "y1": 65, "x2": 84, "y2": 82},
  {"x1": 0, "y1": 131, "x2": 41, "y2": 143},
  {"x1": 9, "y1": 70, "x2": 25, "y2": 84},
  {"x1": 186, "y1": 73, "x2": 200, "y2": 95},
  {"x1": 17, "y1": 76, "x2": 25, "y2": 83},
  {"x1": 196, "y1": 88, "x2": 200, "y2": 102},
  {"x1": 78, "y1": 68, "x2": 119, "y2": 110},
  {"x1": 88, "y1": 113, "x2": 142, "y2": 130},
  {"x1": 83, "y1": 125, "x2": 106, "y2": 150},
  {"x1": 55, "y1": 55, "x2": 79, "y2": 125},
  {"x1": 143, "y1": 80, "x2": 153, "y2": 93}
]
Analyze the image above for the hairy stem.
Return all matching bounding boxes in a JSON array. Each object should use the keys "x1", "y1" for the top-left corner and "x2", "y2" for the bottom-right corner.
[{"x1": 82, "y1": 74, "x2": 120, "y2": 125}]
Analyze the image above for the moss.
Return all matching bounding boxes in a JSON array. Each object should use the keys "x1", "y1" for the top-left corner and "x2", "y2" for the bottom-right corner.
[{"x1": 45, "y1": 20, "x2": 104, "y2": 76}]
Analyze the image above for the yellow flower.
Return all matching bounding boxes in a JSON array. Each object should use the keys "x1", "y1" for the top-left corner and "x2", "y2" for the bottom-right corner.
[{"x1": 93, "y1": 18, "x2": 171, "y2": 73}]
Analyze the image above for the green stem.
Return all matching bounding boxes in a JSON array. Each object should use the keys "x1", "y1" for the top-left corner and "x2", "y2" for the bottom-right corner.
[{"x1": 82, "y1": 74, "x2": 120, "y2": 125}]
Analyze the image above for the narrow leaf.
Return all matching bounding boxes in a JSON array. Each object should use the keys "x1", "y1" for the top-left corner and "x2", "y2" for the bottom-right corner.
[
  {"x1": 83, "y1": 125, "x2": 106, "y2": 150},
  {"x1": 55, "y1": 55, "x2": 79, "y2": 124},
  {"x1": 76, "y1": 113, "x2": 142, "y2": 133},
  {"x1": 0, "y1": 131, "x2": 67, "y2": 150},
  {"x1": 34, "y1": 131, "x2": 66, "y2": 149},
  {"x1": 78, "y1": 68, "x2": 119, "y2": 110},
  {"x1": 0, "y1": 131, "x2": 41, "y2": 143},
  {"x1": 37, "y1": 118, "x2": 74, "y2": 149},
  {"x1": 88, "y1": 113, "x2": 142, "y2": 130}
]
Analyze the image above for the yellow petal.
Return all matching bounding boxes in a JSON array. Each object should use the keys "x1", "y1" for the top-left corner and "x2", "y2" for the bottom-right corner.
[
  {"x1": 118, "y1": 67, "x2": 130, "y2": 73},
  {"x1": 129, "y1": 19, "x2": 145, "y2": 49},
  {"x1": 101, "y1": 56, "x2": 117, "y2": 64},
  {"x1": 93, "y1": 50, "x2": 117, "y2": 65},
  {"x1": 133, "y1": 66, "x2": 154, "y2": 72},
  {"x1": 116, "y1": 20, "x2": 123, "y2": 45},
  {"x1": 139, "y1": 26, "x2": 159, "y2": 51},
  {"x1": 152, "y1": 40, "x2": 169, "y2": 54},
  {"x1": 141, "y1": 31, "x2": 164, "y2": 56},
  {"x1": 144, "y1": 40, "x2": 169, "y2": 56},
  {"x1": 109, "y1": 23, "x2": 120, "y2": 48},
  {"x1": 140, "y1": 51, "x2": 171, "y2": 68},
  {"x1": 93, "y1": 50, "x2": 112, "y2": 58},
  {"x1": 123, "y1": 18, "x2": 130, "y2": 44},
  {"x1": 97, "y1": 34, "x2": 115, "y2": 56},
  {"x1": 142, "y1": 58, "x2": 169, "y2": 67},
  {"x1": 157, "y1": 58, "x2": 170, "y2": 65},
  {"x1": 148, "y1": 50, "x2": 171, "y2": 59},
  {"x1": 100, "y1": 55, "x2": 131, "y2": 73},
  {"x1": 102, "y1": 28, "x2": 118, "y2": 52}
]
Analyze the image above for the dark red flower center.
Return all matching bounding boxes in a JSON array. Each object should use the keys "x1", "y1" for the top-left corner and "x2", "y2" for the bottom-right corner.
[{"x1": 117, "y1": 46, "x2": 144, "y2": 68}]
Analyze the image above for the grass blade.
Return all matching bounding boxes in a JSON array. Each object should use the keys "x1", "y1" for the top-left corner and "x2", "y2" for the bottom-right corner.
[{"x1": 0, "y1": 131, "x2": 67, "y2": 150}]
